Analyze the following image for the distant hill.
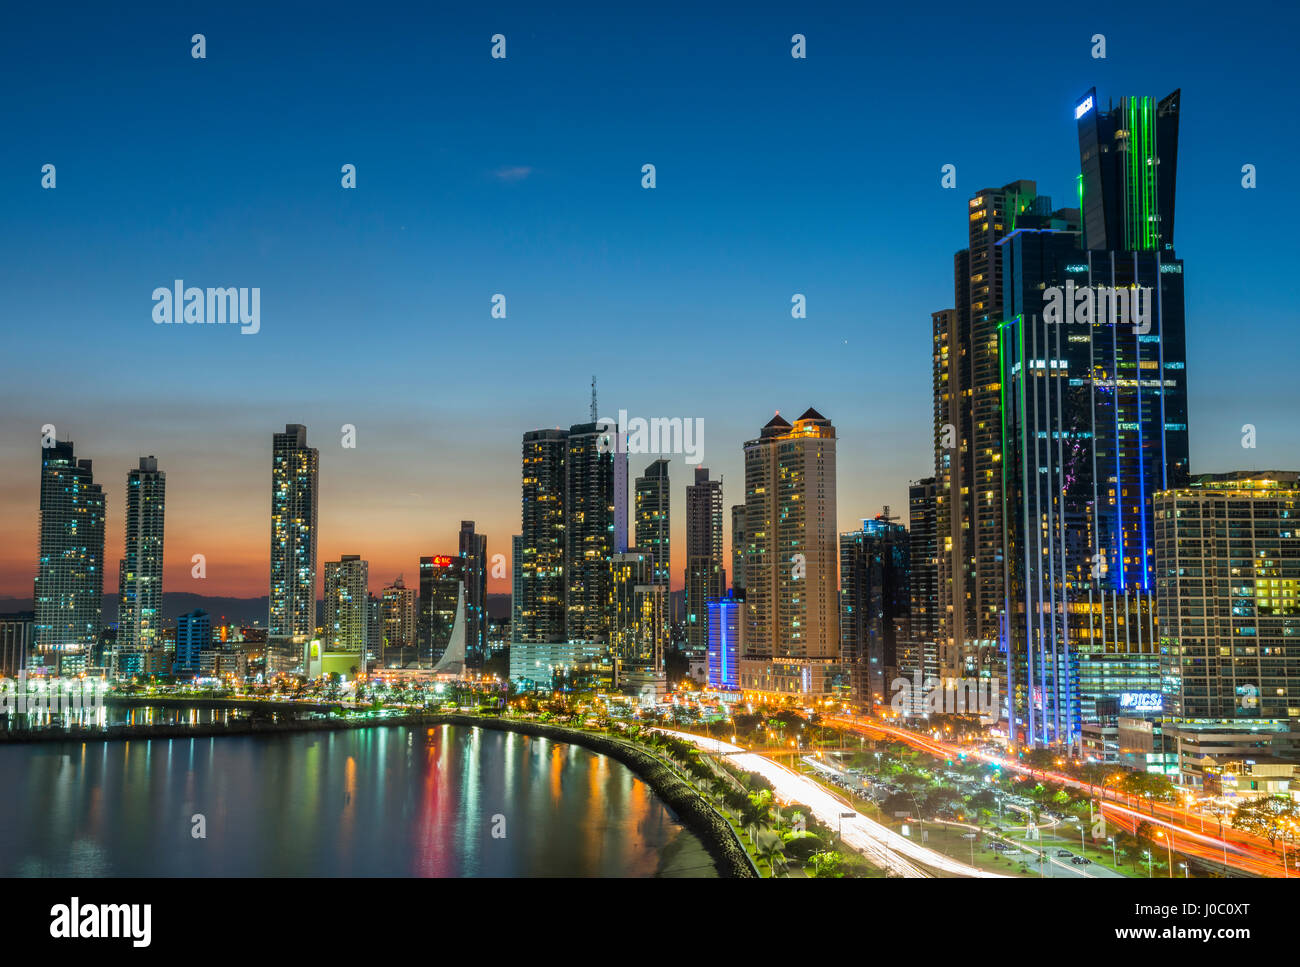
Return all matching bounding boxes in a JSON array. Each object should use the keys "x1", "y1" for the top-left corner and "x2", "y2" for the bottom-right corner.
[
  {"x1": 1, "y1": 591, "x2": 517, "y2": 627},
  {"x1": 0, "y1": 594, "x2": 269, "y2": 627}
]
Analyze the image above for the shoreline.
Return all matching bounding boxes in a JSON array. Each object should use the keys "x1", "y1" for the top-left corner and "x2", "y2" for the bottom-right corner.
[{"x1": 0, "y1": 707, "x2": 757, "y2": 879}]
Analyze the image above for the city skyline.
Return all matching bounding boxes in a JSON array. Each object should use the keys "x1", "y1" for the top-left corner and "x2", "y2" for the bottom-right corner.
[
  {"x1": 6, "y1": 1, "x2": 1300, "y2": 901},
  {"x1": 3, "y1": 3, "x2": 1297, "y2": 602}
]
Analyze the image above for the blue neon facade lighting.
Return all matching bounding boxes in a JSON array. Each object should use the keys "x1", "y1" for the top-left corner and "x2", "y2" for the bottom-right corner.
[
  {"x1": 707, "y1": 594, "x2": 741, "y2": 690},
  {"x1": 999, "y1": 227, "x2": 1187, "y2": 747}
]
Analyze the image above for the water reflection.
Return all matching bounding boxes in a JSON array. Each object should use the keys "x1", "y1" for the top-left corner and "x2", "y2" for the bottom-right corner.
[
  {"x1": 1, "y1": 704, "x2": 285, "y2": 731},
  {"x1": 0, "y1": 726, "x2": 718, "y2": 877}
]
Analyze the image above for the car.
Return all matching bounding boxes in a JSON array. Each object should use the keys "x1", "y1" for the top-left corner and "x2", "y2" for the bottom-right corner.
[
  {"x1": 1056, "y1": 849, "x2": 1073, "y2": 857},
  {"x1": 1071, "y1": 856, "x2": 1092, "y2": 865},
  {"x1": 1001, "y1": 849, "x2": 1022, "y2": 857}
]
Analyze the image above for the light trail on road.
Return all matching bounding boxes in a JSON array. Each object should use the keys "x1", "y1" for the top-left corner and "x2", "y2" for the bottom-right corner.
[
  {"x1": 827, "y1": 713, "x2": 1287, "y2": 878},
  {"x1": 657, "y1": 729, "x2": 1004, "y2": 879}
]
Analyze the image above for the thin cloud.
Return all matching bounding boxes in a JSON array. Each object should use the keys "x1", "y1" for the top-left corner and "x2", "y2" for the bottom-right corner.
[{"x1": 492, "y1": 165, "x2": 533, "y2": 183}]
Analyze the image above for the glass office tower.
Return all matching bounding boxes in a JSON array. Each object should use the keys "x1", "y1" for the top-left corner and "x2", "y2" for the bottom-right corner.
[{"x1": 999, "y1": 89, "x2": 1188, "y2": 747}]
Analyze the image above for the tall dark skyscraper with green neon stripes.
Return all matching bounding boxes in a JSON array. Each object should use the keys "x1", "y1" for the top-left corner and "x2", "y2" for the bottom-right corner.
[
  {"x1": 1076, "y1": 88, "x2": 1181, "y2": 253},
  {"x1": 999, "y1": 89, "x2": 1188, "y2": 748}
]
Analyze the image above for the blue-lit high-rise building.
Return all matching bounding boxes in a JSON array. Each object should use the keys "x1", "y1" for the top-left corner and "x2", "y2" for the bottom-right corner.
[
  {"x1": 707, "y1": 592, "x2": 743, "y2": 691},
  {"x1": 999, "y1": 89, "x2": 1188, "y2": 748},
  {"x1": 175, "y1": 609, "x2": 211, "y2": 676}
]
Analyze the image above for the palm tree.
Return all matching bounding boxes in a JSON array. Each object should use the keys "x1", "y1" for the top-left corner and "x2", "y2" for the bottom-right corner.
[{"x1": 756, "y1": 832, "x2": 788, "y2": 877}]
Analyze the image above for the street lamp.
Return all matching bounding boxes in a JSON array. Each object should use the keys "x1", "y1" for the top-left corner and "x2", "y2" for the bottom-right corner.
[
  {"x1": 904, "y1": 791, "x2": 926, "y2": 846},
  {"x1": 1107, "y1": 836, "x2": 1117, "y2": 867},
  {"x1": 1154, "y1": 829, "x2": 1173, "y2": 878},
  {"x1": 1142, "y1": 849, "x2": 1152, "y2": 878}
]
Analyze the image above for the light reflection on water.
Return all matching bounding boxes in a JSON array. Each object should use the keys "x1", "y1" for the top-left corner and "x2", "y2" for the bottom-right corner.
[
  {"x1": 2, "y1": 705, "x2": 276, "y2": 730},
  {"x1": 0, "y1": 724, "x2": 719, "y2": 877}
]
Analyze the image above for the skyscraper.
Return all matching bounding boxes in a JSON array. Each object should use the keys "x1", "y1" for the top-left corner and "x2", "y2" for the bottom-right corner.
[
  {"x1": 1076, "y1": 88, "x2": 1180, "y2": 253},
  {"x1": 999, "y1": 89, "x2": 1188, "y2": 747},
  {"x1": 324, "y1": 555, "x2": 369, "y2": 655},
  {"x1": 1155, "y1": 472, "x2": 1300, "y2": 721},
  {"x1": 366, "y1": 592, "x2": 382, "y2": 668},
  {"x1": 730, "y1": 503, "x2": 747, "y2": 595},
  {"x1": 634, "y1": 459, "x2": 671, "y2": 587},
  {"x1": 518, "y1": 429, "x2": 568, "y2": 645},
  {"x1": 566, "y1": 421, "x2": 617, "y2": 643},
  {"x1": 34, "y1": 440, "x2": 106, "y2": 675},
  {"x1": 685, "y1": 466, "x2": 725, "y2": 657},
  {"x1": 418, "y1": 555, "x2": 463, "y2": 666},
  {"x1": 510, "y1": 534, "x2": 523, "y2": 642},
  {"x1": 932, "y1": 181, "x2": 1044, "y2": 678},
  {"x1": 740, "y1": 409, "x2": 840, "y2": 698},
  {"x1": 380, "y1": 576, "x2": 417, "y2": 667},
  {"x1": 118, "y1": 456, "x2": 165, "y2": 657},
  {"x1": 459, "y1": 520, "x2": 488, "y2": 667},
  {"x1": 840, "y1": 515, "x2": 911, "y2": 709},
  {"x1": 908, "y1": 479, "x2": 939, "y2": 647},
  {"x1": 609, "y1": 549, "x2": 666, "y2": 683},
  {"x1": 268, "y1": 424, "x2": 318, "y2": 675}
]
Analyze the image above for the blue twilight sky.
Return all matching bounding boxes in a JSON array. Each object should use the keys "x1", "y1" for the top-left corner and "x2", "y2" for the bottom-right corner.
[{"x1": 1, "y1": 0, "x2": 1298, "y2": 597}]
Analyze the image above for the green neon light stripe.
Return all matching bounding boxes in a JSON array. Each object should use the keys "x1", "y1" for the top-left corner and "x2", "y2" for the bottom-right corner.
[{"x1": 1124, "y1": 96, "x2": 1158, "y2": 250}]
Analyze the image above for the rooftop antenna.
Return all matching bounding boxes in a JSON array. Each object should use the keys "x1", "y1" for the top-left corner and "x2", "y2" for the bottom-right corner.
[
  {"x1": 879, "y1": 505, "x2": 899, "y2": 523},
  {"x1": 590, "y1": 375, "x2": 598, "y2": 423}
]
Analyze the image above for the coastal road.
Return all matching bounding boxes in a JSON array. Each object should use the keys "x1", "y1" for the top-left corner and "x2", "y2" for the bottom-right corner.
[
  {"x1": 657, "y1": 729, "x2": 1004, "y2": 878},
  {"x1": 827, "y1": 713, "x2": 1284, "y2": 877}
]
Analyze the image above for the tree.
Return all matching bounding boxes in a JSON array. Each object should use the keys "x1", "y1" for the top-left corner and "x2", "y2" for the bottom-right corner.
[
  {"x1": 756, "y1": 831, "x2": 788, "y2": 877},
  {"x1": 925, "y1": 785, "x2": 962, "y2": 815},
  {"x1": 882, "y1": 791, "x2": 914, "y2": 819},
  {"x1": 1233, "y1": 796, "x2": 1300, "y2": 847},
  {"x1": 783, "y1": 830, "x2": 823, "y2": 861},
  {"x1": 1118, "y1": 772, "x2": 1176, "y2": 812},
  {"x1": 895, "y1": 772, "x2": 926, "y2": 794},
  {"x1": 1117, "y1": 831, "x2": 1143, "y2": 868},
  {"x1": 1021, "y1": 748, "x2": 1058, "y2": 770},
  {"x1": 809, "y1": 850, "x2": 844, "y2": 878}
]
